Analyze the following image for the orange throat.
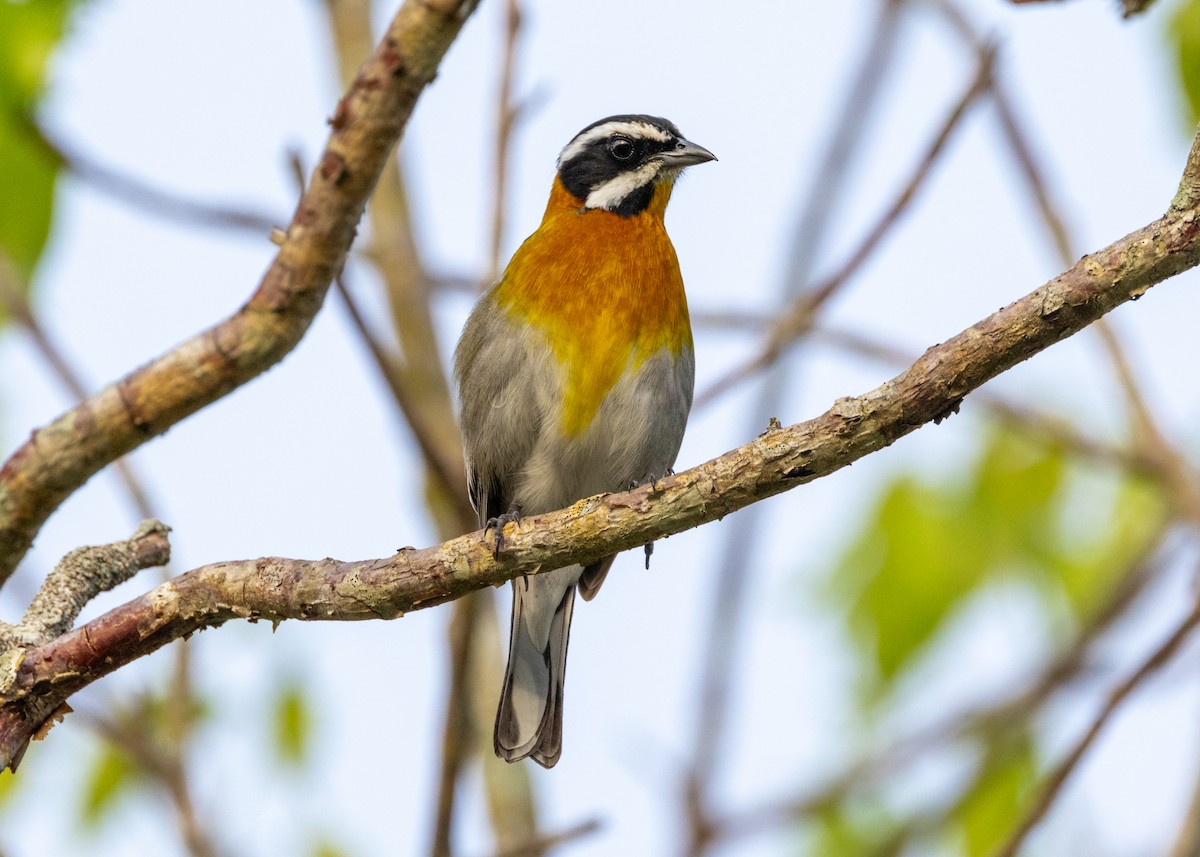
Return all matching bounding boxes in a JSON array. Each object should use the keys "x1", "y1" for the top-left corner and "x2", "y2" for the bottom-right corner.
[{"x1": 495, "y1": 178, "x2": 693, "y2": 436}]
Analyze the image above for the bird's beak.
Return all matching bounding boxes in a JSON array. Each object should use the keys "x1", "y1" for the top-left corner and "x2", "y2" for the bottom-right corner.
[{"x1": 658, "y1": 137, "x2": 717, "y2": 168}]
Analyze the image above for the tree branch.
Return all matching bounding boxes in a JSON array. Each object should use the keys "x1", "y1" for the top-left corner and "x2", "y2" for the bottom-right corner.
[
  {"x1": 0, "y1": 520, "x2": 169, "y2": 652},
  {"x1": 4, "y1": 122, "x2": 1200, "y2": 768},
  {"x1": 0, "y1": 0, "x2": 480, "y2": 582}
]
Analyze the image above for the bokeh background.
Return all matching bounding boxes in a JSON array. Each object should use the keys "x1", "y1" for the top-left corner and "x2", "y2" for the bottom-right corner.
[{"x1": 2, "y1": 0, "x2": 1200, "y2": 855}]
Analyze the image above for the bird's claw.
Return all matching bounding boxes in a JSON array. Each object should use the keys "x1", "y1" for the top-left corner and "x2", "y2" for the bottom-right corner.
[
  {"x1": 627, "y1": 471, "x2": 672, "y2": 568},
  {"x1": 630, "y1": 468, "x2": 674, "y2": 495},
  {"x1": 485, "y1": 507, "x2": 523, "y2": 558}
]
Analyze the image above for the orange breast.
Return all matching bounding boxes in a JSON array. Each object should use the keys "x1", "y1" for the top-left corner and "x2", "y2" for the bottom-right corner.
[{"x1": 495, "y1": 177, "x2": 693, "y2": 437}]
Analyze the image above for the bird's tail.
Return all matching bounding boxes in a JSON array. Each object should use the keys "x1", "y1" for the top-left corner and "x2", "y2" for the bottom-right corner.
[{"x1": 494, "y1": 566, "x2": 579, "y2": 768}]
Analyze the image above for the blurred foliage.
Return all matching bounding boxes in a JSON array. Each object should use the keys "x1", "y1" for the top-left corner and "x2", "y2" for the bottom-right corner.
[
  {"x1": 1171, "y1": 0, "x2": 1200, "y2": 129},
  {"x1": 0, "y1": 0, "x2": 81, "y2": 291},
  {"x1": 0, "y1": 768, "x2": 15, "y2": 807},
  {"x1": 810, "y1": 424, "x2": 1168, "y2": 857},
  {"x1": 809, "y1": 802, "x2": 898, "y2": 857},
  {"x1": 311, "y1": 841, "x2": 352, "y2": 857},
  {"x1": 825, "y1": 426, "x2": 1165, "y2": 703},
  {"x1": 78, "y1": 742, "x2": 144, "y2": 829},
  {"x1": 74, "y1": 686, "x2": 209, "y2": 831},
  {"x1": 273, "y1": 680, "x2": 313, "y2": 767},
  {"x1": 953, "y1": 737, "x2": 1037, "y2": 857}
]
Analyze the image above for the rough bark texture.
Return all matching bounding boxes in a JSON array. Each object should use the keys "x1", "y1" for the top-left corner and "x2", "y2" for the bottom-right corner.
[
  {"x1": 3, "y1": 130, "x2": 1200, "y2": 767},
  {"x1": 0, "y1": 520, "x2": 171, "y2": 651},
  {"x1": 0, "y1": 0, "x2": 480, "y2": 583}
]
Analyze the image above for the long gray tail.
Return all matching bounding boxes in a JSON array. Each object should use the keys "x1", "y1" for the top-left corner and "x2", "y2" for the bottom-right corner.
[{"x1": 494, "y1": 567, "x2": 579, "y2": 768}]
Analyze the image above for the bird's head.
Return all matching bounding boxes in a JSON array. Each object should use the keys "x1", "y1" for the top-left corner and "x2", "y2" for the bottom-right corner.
[{"x1": 555, "y1": 114, "x2": 716, "y2": 217}]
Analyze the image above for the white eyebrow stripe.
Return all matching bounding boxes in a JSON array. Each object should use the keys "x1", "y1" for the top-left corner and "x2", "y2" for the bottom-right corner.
[
  {"x1": 556, "y1": 120, "x2": 673, "y2": 168},
  {"x1": 583, "y1": 161, "x2": 661, "y2": 211}
]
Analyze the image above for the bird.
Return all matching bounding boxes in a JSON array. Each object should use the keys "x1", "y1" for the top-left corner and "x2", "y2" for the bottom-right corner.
[{"x1": 453, "y1": 114, "x2": 715, "y2": 768}]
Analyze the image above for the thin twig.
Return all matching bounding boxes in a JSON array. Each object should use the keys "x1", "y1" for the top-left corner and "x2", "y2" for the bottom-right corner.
[
  {"x1": 991, "y1": 88, "x2": 1074, "y2": 265},
  {"x1": 431, "y1": 591, "x2": 484, "y2": 857},
  {"x1": 1007, "y1": 0, "x2": 1158, "y2": 16},
  {"x1": 0, "y1": 255, "x2": 157, "y2": 521},
  {"x1": 333, "y1": 273, "x2": 474, "y2": 525},
  {"x1": 85, "y1": 711, "x2": 222, "y2": 857},
  {"x1": 319, "y1": 0, "x2": 470, "y2": 533},
  {"x1": 0, "y1": 520, "x2": 170, "y2": 653},
  {"x1": 683, "y1": 2, "x2": 941, "y2": 848},
  {"x1": 707, "y1": 525, "x2": 1171, "y2": 845},
  {"x1": 695, "y1": 41, "x2": 995, "y2": 409},
  {"x1": 487, "y1": 0, "x2": 522, "y2": 283},
  {"x1": 30, "y1": 122, "x2": 279, "y2": 236},
  {"x1": 990, "y1": 597, "x2": 1200, "y2": 857},
  {"x1": 1166, "y1": 747, "x2": 1200, "y2": 857},
  {"x1": 1094, "y1": 322, "x2": 1200, "y2": 524},
  {"x1": 483, "y1": 819, "x2": 601, "y2": 857}
]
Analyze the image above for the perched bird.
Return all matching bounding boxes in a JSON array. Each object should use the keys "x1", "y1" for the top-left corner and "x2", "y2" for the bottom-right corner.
[{"x1": 454, "y1": 114, "x2": 715, "y2": 768}]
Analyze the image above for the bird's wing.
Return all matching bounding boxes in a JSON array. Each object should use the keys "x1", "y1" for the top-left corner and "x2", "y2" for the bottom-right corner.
[{"x1": 453, "y1": 295, "x2": 548, "y2": 525}]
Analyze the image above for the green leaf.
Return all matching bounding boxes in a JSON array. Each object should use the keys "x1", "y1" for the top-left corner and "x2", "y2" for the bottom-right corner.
[
  {"x1": 838, "y1": 476, "x2": 989, "y2": 688},
  {"x1": 79, "y1": 744, "x2": 142, "y2": 829},
  {"x1": 311, "y1": 841, "x2": 351, "y2": 857},
  {"x1": 0, "y1": 0, "x2": 76, "y2": 111},
  {"x1": 1054, "y1": 475, "x2": 1166, "y2": 619},
  {"x1": 828, "y1": 429, "x2": 1069, "y2": 695},
  {"x1": 961, "y1": 430, "x2": 1068, "y2": 572},
  {"x1": 273, "y1": 681, "x2": 312, "y2": 766},
  {"x1": 133, "y1": 685, "x2": 211, "y2": 742},
  {"x1": 824, "y1": 425, "x2": 1165, "y2": 702},
  {"x1": 807, "y1": 802, "x2": 894, "y2": 857},
  {"x1": 0, "y1": 766, "x2": 17, "y2": 808},
  {"x1": 0, "y1": 119, "x2": 58, "y2": 280},
  {"x1": 0, "y1": 0, "x2": 82, "y2": 284},
  {"x1": 1171, "y1": 0, "x2": 1200, "y2": 129},
  {"x1": 955, "y1": 738, "x2": 1037, "y2": 857}
]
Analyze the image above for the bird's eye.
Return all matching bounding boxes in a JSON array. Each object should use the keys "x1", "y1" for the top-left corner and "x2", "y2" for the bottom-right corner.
[{"x1": 608, "y1": 137, "x2": 635, "y2": 161}]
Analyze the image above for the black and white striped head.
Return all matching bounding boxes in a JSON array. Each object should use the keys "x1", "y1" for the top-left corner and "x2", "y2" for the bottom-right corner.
[{"x1": 556, "y1": 114, "x2": 716, "y2": 217}]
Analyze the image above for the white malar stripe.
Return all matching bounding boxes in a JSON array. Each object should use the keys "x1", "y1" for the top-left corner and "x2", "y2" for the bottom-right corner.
[
  {"x1": 557, "y1": 120, "x2": 673, "y2": 168},
  {"x1": 583, "y1": 161, "x2": 661, "y2": 211}
]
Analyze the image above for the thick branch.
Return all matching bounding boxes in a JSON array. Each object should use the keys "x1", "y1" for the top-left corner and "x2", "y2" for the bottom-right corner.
[
  {"x1": 3, "y1": 128, "x2": 1200, "y2": 767},
  {"x1": 0, "y1": 0, "x2": 479, "y2": 582}
]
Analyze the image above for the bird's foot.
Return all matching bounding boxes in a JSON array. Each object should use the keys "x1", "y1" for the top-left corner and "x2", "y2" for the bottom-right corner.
[
  {"x1": 628, "y1": 471, "x2": 673, "y2": 570},
  {"x1": 629, "y1": 468, "x2": 674, "y2": 495},
  {"x1": 484, "y1": 506, "x2": 522, "y2": 558}
]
